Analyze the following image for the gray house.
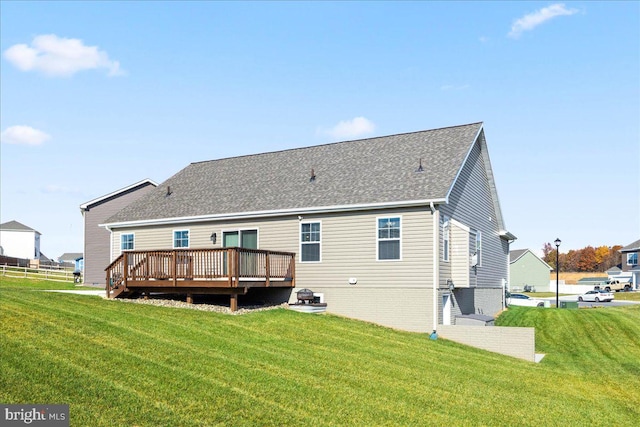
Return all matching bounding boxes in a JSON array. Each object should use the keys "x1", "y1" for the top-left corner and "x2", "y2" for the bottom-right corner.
[
  {"x1": 102, "y1": 123, "x2": 515, "y2": 333},
  {"x1": 619, "y1": 239, "x2": 640, "y2": 290},
  {"x1": 80, "y1": 179, "x2": 158, "y2": 285},
  {"x1": 509, "y1": 249, "x2": 553, "y2": 292}
]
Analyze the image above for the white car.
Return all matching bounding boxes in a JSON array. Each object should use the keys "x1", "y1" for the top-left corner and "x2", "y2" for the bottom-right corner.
[
  {"x1": 507, "y1": 293, "x2": 547, "y2": 307},
  {"x1": 578, "y1": 290, "x2": 614, "y2": 303}
]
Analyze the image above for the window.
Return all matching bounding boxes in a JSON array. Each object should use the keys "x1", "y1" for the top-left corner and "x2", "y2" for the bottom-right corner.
[
  {"x1": 173, "y1": 230, "x2": 189, "y2": 248},
  {"x1": 223, "y1": 229, "x2": 258, "y2": 249},
  {"x1": 628, "y1": 253, "x2": 638, "y2": 266},
  {"x1": 301, "y1": 222, "x2": 321, "y2": 262},
  {"x1": 377, "y1": 217, "x2": 401, "y2": 260},
  {"x1": 475, "y1": 231, "x2": 482, "y2": 267},
  {"x1": 121, "y1": 233, "x2": 134, "y2": 251},
  {"x1": 443, "y1": 217, "x2": 450, "y2": 262}
]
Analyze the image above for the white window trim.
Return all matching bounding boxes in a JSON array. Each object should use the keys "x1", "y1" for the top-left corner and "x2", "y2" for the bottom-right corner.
[
  {"x1": 120, "y1": 232, "x2": 135, "y2": 253},
  {"x1": 472, "y1": 230, "x2": 482, "y2": 267},
  {"x1": 376, "y1": 215, "x2": 402, "y2": 261},
  {"x1": 173, "y1": 229, "x2": 190, "y2": 249},
  {"x1": 300, "y1": 220, "x2": 322, "y2": 263},
  {"x1": 221, "y1": 228, "x2": 260, "y2": 248},
  {"x1": 628, "y1": 252, "x2": 638, "y2": 265},
  {"x1": 443, "y1": 216, "x2": 450, "y2": 262}
]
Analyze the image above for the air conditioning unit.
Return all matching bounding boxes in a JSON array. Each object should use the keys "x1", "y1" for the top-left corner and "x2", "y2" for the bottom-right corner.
[{"x1": 470, "y1": 253, "x2": 478, "y2": 267}]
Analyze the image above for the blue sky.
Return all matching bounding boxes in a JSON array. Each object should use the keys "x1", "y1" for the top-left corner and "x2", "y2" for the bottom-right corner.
[{"x1": 1, "y1": 1, "x2": 638, "y2": 259}]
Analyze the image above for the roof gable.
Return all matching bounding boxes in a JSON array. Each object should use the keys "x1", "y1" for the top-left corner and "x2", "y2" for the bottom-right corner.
[
  {"x1": 509, "y1": 248, "x2": 552, "y2": 270},
  {"x1": 0, "y1": 220, "x2": 40, "y2": 234},
  {"x1": 620, "y1": 239, "x2": 640, "y2": 253},
  {"x1": 105, "y1": 123, "x2": 491, "y2": 226},
  {"x1": 80, "y1": 179, "x2": 158, "y2": 210}
]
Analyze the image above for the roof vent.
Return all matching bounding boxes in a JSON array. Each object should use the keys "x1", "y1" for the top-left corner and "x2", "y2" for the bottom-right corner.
[
  {"x1": 416, "y1": 158, "x2": 424, "y2": 173},
  {"x1": 166, "y1": 186, "x2": 172, "y2": 197},
  {"x1": 310, "y1": 168, "x2": 316, "y2": 182}
]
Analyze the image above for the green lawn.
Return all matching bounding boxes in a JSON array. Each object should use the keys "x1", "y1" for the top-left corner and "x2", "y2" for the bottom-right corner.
[{"x1": 1, "y1": 276, "x2": 639, "y2": 426}]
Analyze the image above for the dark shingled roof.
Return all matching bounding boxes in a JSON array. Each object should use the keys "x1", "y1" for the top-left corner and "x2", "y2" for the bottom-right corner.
[
  {"x1": 620, "y1": 239, "x2": 640, "y2": 253},
  {"x1": 105, "y1": 122, "x2": 483, "y2": 225}
]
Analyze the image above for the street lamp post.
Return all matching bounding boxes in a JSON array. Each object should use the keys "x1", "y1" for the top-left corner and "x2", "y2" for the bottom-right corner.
[{"x1": 555, "y1": 238, "x2": 561, "y2": 308}]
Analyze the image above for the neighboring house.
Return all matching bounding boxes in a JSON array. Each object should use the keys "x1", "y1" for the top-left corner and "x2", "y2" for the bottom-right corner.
[
  {"x1": 102, "y1": 122, "x2": 515, "y2": 333},
  {"x1": 58, "y1": 252, "x2": 84, "y2": 271},
  {"x1": 509, "y1": 249, "x2": 552, "y2": 292},
  {"x1": 619, "y1": 239, "x2": 640, "y2": 290},
  {"x1": 0, "y1": 220, "x2": 41, "y2": 260},
  {"x1": 80, "y1": 179, "x2": 158, "y2": 285}
]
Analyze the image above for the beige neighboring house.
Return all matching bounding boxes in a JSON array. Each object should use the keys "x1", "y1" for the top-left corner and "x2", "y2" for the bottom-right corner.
[
  {"x1": 0, "y1": 220, "x2": 41, "y2": 260},
  {"x1": 509, "y1": 249, "x2": 553, "y2": 292},
  {"x1": 80, "y1": 179, "x2": 158, "y2": 285},
  {"x1": 102, "y1": 123, "x2": 515, "y2": 333}
]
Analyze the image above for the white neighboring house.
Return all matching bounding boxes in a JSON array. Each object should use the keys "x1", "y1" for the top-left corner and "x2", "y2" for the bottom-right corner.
[{"x1": 0, "y1": 220, "x2": 41, "y2": 260}]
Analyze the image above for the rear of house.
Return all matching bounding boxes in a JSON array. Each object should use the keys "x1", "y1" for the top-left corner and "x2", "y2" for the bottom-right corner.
[{"x1": 102, "y1": 123, "x2": 514, "y2": 333}]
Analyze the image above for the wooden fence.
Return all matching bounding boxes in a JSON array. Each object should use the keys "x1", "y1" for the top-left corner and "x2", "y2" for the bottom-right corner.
[{"x1": 0, "y1": 265, "x2": 78, "y2": 283}]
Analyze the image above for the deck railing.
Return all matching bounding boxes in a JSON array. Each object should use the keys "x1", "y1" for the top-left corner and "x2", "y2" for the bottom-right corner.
[{"x1": 106, "y1": 247, "x2": 295, "y2": 296}]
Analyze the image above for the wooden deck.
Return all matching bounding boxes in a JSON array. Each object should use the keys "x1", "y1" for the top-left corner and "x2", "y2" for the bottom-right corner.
[{"x1": 105, "y1": 247, "x2": 295, "y2": 311}]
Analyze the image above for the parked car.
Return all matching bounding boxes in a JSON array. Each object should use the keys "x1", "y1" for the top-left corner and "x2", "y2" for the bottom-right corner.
[
  {"x1": 578, "y1": 290, "x2": 614, "y2": 303},
  {"x1": 507, "y1": 293, "x2": 547, "y2": 307}
]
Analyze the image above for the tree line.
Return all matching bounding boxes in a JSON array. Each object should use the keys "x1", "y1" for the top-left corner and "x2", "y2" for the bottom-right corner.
[{"x1": 541, "y1": 243, "x2": 623, "y2": 273}]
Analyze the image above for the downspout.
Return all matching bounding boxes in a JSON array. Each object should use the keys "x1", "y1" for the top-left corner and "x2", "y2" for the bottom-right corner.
[
  {"x1": 430, "y1": 202, "x2": 439, "y2": 333},
  {"x1": 105, "y1": 225, "x2": 114, "y2": 263}
]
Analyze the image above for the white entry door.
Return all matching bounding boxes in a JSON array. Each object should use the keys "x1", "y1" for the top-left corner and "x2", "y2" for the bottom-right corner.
[{"x1": 442, "y1": 294, "x2": 452, "y2": 326}]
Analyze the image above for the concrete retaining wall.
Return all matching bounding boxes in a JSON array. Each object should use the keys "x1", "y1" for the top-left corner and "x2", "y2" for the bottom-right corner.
[{"x1": 438, "y1": 325, "x2": 536, "y2": 362}]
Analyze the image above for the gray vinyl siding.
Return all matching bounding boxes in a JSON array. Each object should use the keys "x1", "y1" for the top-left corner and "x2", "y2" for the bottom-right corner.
[
  {"x1": 110, "y1": 206, "x2": 436, "y2": 332},
  {"x1": 438, "y1": 133, "x2": 508, "y2": 319},
  {"x1": 83, "y1": 183, "x2": 155, "y2": 285},
  {"x1": 440, "y1": 133, "x2": 508, "y2": 290}
]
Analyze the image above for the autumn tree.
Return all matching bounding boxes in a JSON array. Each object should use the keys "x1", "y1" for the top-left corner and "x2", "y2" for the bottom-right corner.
[
  {"x1": 576, "y1": 246, "x2": 597, "y2": 272},
  {"x1": 540, "y1": 243, "x2": 623, "y2": 273}
]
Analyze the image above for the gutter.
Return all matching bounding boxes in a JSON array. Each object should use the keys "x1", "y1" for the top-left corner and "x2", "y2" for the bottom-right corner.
[{"x1": 100, "y1": 198, "x2": 448, "y2": 229}]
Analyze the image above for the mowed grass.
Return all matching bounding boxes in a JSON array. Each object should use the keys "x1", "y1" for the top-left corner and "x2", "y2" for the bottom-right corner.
[{"x1": 1, "y1": 277, "x2": 639, "y2": 426}]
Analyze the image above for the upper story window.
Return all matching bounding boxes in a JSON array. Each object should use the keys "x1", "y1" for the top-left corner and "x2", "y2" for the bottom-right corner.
[
  {"x1": 377, "y1": 217, "x2": 401, "y2": 260},
  {"x1": 300, "y1": 222, "x2": 321, "y2": 262},
  {"x1": 121, "y1": 233, "x2": 134, "y2": 251},
  {"x1": 628, "y1": 253, "x2": 638, "y2": 266},
  {"x1": 443, "y1": 216, "x2": 450, "y2": 262},
  {"x1": 173, "y1": 230, "x2": 189, "y2": 248}
]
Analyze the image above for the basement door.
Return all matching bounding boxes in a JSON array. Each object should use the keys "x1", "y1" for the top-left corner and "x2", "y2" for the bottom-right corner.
[{"x1": 442, "y1": 294, "x2": 452, "y2": 326}]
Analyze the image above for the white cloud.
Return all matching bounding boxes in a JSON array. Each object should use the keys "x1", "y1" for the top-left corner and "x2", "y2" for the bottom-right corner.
[
  {"x1": 319, "y1": 117, "x2": 376, "y2": 139},
  {"x1": 441, "y1": 84, "x2": 470, "y2": 91},
  {"x1": 509, "y1": 3, "x2": 579, "y2": 39},
  {"x1": 3, "y1": 34, "x2": 124, "y2": 77},
  {"x1": 1, "y1": 125, "x2": 51, "y2": 146}
]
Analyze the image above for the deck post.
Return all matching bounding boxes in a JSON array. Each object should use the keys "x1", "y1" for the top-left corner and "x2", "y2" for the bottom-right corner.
[
  {"x1": 172, "y1": 251, "x2": 177, "y2": 287},
  {"x1": 230, "y1": 293, "x2": 238, "y2": 312},
  {"x1": 123, "y1": 252, "x2": 128, "y2": 285},
  {"x1": 234, "y1": 249, "x2": 240, "y2": 288},
  {"x1": 265, "y1": 251, "x2": 270, "y2": 287},
  {"x1": 186, "y1": 293, "x2": 193, "y2": 304}
]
